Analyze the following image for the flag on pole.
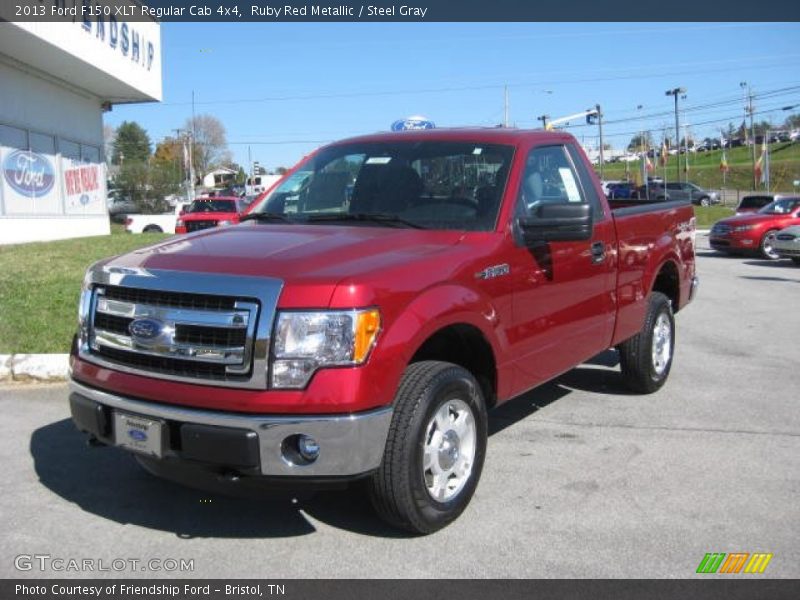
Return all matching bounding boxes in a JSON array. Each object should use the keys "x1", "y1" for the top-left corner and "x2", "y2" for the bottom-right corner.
[
  {"x1": 660, "y1": 141, "x2": 668, "y2": 167},
  {"x1": 719, "y1": 151, "x2": 729, "y2": 172},
  {"x1": 754, "y1": 138, "x2": 766, "y2": 182},
  {"x1": 645, "y1": 155, "x2": 655, "y2": 173}
]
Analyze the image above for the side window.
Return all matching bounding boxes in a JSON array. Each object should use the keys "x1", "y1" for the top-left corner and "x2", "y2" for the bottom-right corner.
[
  {"x1": 516, "y1": 145, "x2": 585, "y2": 216},
  {"x1": 566, "y1": 144, "x2": 604, "y2": 220}
]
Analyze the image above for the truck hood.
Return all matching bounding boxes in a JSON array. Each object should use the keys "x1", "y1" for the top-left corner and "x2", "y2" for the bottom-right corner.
[{"x1": 107, "y1": 222, "x2": 466, "y2": 290}]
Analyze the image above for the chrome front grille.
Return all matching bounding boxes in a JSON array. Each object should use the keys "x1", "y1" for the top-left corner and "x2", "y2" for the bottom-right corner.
[
  {"x1": 186, "y1": 220, "x2": 218, "y2": 232},
  {"x1": 79, "y1": 267, "x2": 283, "y2": 389}
]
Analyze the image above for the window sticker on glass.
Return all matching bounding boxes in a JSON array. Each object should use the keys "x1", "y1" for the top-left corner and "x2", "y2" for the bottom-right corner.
[
  {"x1": 558, "y1": 168, "x2": 582, "y2": 202},
  {"x1": 365, "y1": 156, "x2": 392, "y2": 164}
]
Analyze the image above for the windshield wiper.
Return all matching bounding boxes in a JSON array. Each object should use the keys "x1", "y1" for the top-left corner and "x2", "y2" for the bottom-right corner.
[
  {"x1": 305, "y1": 213, "x2": 427, "y2": 229},
  {"x1": 240, "y1": 212, "x2": 294, "y2": 223}
]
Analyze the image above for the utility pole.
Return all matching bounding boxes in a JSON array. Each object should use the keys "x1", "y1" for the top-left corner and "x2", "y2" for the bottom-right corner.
[
  {"x1": 537, "y1": 114, "x2": 549, "y2": 129},
  {"x1": 596, "y1": 104, "x2": 605, "y2": 181},
  {"x1": 503, "y1": 85, "x2": 509, "y2": 128},
  {"x1": 749, "y1": 89, "x2": 756, "y2": 190}
]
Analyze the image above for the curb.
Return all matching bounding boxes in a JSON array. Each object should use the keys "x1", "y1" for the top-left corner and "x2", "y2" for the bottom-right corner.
[{"x1": 0, "y1": 354, "x2": 69, "y2": 383}]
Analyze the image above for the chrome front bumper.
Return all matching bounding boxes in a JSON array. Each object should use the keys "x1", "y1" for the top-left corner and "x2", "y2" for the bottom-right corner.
[{"x1": 69, "y1": 379, "x2": 392, "y2": 478}]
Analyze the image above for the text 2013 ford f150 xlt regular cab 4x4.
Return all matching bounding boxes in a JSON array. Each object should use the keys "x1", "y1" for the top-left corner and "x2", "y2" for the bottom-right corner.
[{"x1": 69, "y1": 128, "x2": 697, "y2": 533}]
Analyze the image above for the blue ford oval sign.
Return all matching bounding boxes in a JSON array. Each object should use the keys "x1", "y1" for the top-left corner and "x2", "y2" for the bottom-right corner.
[
  {"x1": 2, "y1": 150, "x2": 55, "y2": 196},
  {"x1": 391, "y1": 117, "x2": 436, "y2": 131},
  {"x1": 128, "y1": 429, "x2": 148, "y2": 442},
  {"x1": 129, "y1": 318, "x2": 164, "y2": 343}
]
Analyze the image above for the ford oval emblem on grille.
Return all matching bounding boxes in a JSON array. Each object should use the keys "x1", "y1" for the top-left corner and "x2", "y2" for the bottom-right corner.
[
  {"x1": 128, "y1": 429, "x2": 148, "y2": 442},
  {"x1": 129, "y1": 318, "x2": 164, "y2": 344}
]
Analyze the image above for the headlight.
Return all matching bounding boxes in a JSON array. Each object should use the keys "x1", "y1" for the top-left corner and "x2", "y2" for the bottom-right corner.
[
  {"x1": 271, "y1": 309, "x2": 381, "y2": 388},
  {"x1": 733, "y1": 225, "x2": 754, "y2": 232}
]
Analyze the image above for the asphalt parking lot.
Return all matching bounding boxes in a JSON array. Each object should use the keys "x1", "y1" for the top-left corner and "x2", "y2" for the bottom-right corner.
[{"x1": 1, "y1": 235, "x2": 798, "y2": 579}]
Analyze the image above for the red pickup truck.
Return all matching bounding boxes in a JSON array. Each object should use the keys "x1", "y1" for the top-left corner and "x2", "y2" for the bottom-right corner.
[
  {"x1": 70, "y1": 129, "x2": 697, "y2": 534},
  {"x1": 174, "y1": 196, "x2": 244, "y2": 234}
]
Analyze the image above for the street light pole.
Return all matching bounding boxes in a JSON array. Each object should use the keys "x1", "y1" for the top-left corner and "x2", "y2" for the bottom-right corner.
[
  {"x1": 665, "y1": 87, "x2": 686, "y2": 182},
  {"x1": 741, "y1": 82, "x2": 757, "y2": 190}
]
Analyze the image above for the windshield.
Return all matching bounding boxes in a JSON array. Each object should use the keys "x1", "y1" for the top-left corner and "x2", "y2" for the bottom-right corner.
[
  {"x1": 250, "y1": 141, "x2": 515, "y2": 230},
  {"x1": 758, "y1": 198, "x2": 800, "y2": 215},
  {"x1": 186, "y1": 199, "x2": 238, "y2": 213}
]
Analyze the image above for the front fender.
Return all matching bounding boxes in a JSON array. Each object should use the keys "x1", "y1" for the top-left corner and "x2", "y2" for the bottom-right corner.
[{"x1": 358, "y1": 283, "x2": 510, "y2": 408}]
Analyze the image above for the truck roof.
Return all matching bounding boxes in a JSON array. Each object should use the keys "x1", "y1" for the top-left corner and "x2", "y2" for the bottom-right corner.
[{"x1": 328, "y1": 127, "x2": 576, "y2": 147}]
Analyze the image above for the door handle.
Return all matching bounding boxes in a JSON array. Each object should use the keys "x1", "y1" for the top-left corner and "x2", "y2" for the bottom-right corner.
[{"x1": 591, "y1": 241, "x2": 605, "y2": 264}]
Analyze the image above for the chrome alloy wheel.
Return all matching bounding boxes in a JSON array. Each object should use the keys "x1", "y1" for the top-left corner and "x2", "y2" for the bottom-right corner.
[
  {"x1": 423, "y1": 399, "x2": 477, "y2": 502},
  {"x1": 651, "y1": 312, "x2": 672, "y2": 376}
]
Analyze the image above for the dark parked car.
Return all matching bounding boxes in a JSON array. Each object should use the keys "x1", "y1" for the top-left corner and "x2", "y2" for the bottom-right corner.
[
  {"x1": 649, "y1": 182, "x2": 719, "y2": 206},
  {"x1": 606, "y1": 182, "x2": 640, "y2": 199},
  {"x1": 736, "y1": 194, "x2": 776, "y2": 215}
]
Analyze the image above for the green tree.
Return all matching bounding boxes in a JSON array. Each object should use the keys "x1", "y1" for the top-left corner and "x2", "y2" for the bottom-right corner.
[
  {"x1": 111, "y1": 121, "x2": 152, "y2": 165},
  {"x1": 784, "y1": 113, "x2": 800, "y2": 129},
  {"x1": 627, "y1": 132, "x2": 653, "y2": 152}
]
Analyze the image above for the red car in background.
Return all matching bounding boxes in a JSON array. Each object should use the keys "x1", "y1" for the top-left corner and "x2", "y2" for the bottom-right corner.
[
  {"x1": 710, "y1": 196, "x2": 800, "y2": 259},
  {"x1": 175, "y1": 196, "x2": 244, "y2": 234}
]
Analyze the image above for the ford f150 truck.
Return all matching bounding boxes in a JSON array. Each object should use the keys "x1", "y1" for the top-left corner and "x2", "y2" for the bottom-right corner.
[
  {"x1": 174, "y1": 196, "x2": 245, "y2": 234},
  {"x1": 69, "y1": 128, "x2": 697, "y2": 534}
]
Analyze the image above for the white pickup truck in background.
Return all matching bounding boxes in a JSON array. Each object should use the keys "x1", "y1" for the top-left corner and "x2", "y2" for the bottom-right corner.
[{"x1": 124, "y1": 203, "x2": 188, "y2": 234}]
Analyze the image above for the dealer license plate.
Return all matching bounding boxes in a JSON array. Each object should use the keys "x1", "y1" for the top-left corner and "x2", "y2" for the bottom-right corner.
[{"x1": 113, "y1": 412, "x2": 164, "y2": 458}]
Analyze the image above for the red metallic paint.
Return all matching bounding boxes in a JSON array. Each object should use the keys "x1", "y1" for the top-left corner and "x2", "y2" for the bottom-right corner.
[{"x1": 72, "y1": 129, "x2": 696, "y2": 414}]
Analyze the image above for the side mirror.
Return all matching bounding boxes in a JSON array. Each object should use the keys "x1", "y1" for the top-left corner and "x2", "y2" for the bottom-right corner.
[{"x1": 517, "y1": 203, "x2": 592, "y2": 243}]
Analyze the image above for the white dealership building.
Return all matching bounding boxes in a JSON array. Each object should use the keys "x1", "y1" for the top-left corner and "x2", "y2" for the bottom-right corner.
[{"x1": 0, "y1": 12, "x2": 162, "y2": 244}]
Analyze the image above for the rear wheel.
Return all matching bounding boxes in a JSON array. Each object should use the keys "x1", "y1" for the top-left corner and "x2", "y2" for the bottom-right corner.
[
  {"x1": 760, "y1": 230, "x2": 779, "y2": 260},
  {"x1": 143, "y1": 225, "x2": 163, "y2": 233},
  {"x1": 699, "y1": 197, "x2": 710, "y2": 207},
  {"x1": 368, "y1": 361, "x2": 488, "y2": 534},
  {"x1": 617, "y1": 292, "x2": 675, "y2": 394}
]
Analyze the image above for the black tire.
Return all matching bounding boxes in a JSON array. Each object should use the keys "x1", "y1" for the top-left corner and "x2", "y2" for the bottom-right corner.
[
  {"x1": 792, "y1": 258, "x2": 800, "y2": 266},
  {"x1": 699, "y1": 197, "x2": 710, "y2": 207},
  {"x1": 760, "y1": 229, "x2": 779, "y2": 260},
  {"x1": 143, "y1": 225, "x2": 163, "y2": 233},
  {"x1": 368, "y1": 361, "x2": 488, "y2": 534},
  {"x1": 617, "y1": 292, "x2": 675, "y2": 394}
]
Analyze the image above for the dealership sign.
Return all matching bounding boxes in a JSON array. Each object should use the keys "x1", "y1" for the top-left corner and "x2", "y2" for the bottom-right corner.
[
  {"x1": 391, "y1": 116, "x2": 436, "y2": 131},
  {"x1": 2, "y1": 150, "x2": 55, "y2": 196}
]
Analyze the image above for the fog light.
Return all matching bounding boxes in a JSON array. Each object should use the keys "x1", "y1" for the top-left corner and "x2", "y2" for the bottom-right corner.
[
  {"x1": 281, "y1": 434, "x2": 320, "y2": 466},
  {"x1": 298, "y1": 435, "x2": 320, "y2": 462}
]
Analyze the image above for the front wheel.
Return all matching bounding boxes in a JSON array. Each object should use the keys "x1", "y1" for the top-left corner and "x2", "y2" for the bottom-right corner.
[
  {"x1": 760, "y1": 230, "x2": 779, "y2": 260},
  {"x1": 699, "y1": 197, "x2": 710, "y2": 207},
  {"x1": 368, "y1": 361, "x2": 488, "y2": 534},
  {"x1": 617, "y1": 292, "x2": 675, "y2": 394}
]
